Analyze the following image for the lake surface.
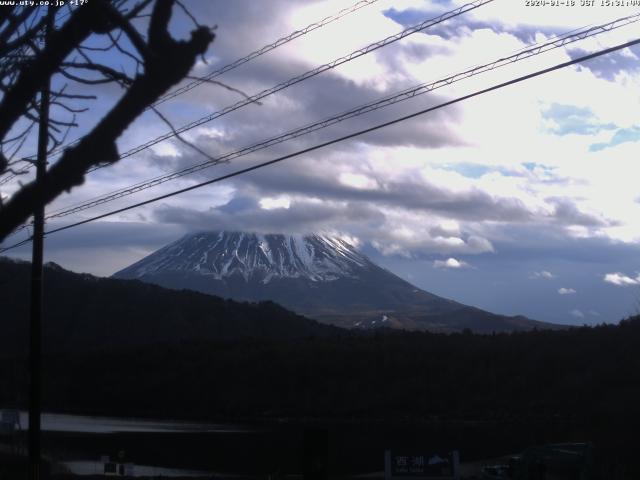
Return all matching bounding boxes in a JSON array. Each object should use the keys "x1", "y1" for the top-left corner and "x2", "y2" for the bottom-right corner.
[
  {"x1": 2, "y1": 409, "x2": 541, "y2": 476},
  {"x1": 2, "y1": 409, "x2": 263, "y2": 476},
  {"x1": 7, "y1": 410, "x2": 253, "y2": 434},
  {"x1": 63, "y1": 460, "x2": 216, "y2": 477}
]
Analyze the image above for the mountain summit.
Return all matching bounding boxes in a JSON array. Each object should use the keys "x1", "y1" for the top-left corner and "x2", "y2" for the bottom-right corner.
[
  {"x1": 117, "y1": 232, "x2": 371, "y2": 284},
  {"x1": 114, "y1": 231, "x2": 561, "y2": 333}
]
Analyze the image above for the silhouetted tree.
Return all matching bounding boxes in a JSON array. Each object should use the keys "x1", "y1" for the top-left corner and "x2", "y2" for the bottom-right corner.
[{"x1": 0, "y1": 0, "x2": 215, "y2": 241}]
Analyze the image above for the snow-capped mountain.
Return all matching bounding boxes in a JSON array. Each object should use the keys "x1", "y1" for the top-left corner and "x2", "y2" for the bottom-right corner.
[
  {"x1": 117, "y1": 232, "x2": 372, "y2": 284},
  {"x1": 114, "y1": 231, "x2": 560, "y2": 333}
]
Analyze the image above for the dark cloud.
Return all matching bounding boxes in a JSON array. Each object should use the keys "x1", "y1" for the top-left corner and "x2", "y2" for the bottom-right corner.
[
  {"x1": 3, "y1": 221, "x2": 186, "y2": 276},
  {"x1": 546, "y1": 197, "x2": 617, "y2": 228},
  {"x1": 223, "y1": 158, "x2": 534, "y2": 223},
  {"x1": 141, "y1": 143, "x2": 612, "y2": 234},
  {"x1": 146, "y1": 1, "x2": 469, "y2": 169},
  {"x1": 153, "y1": 196, "x2": 386, "y2": 234},
  {"x1": 169, "y1": 66, "x2": 465, "y2": 156},
  {"x1": 188, "y1": 0, "x2": 321, "y2": 61},
  {"x1": 152, "y1": 195, "x2": 494, "y2": 257},
  {"x1": 569, "y1": 46, "x2": 640, "y2": 81},
  {"x1": 475, "y1": 223, "x2": 637, "y2": 264}
]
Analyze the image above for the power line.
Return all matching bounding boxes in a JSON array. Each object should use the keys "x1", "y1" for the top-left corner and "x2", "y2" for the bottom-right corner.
[
  {"x1": 32, "y1": 11, "x2": 640, "y2": 224},
  {"x1": 2, "y1": 36, "x2": 637, "y2": 254},
  {"x1": 110, "y1": 0, "x2": 494, "y2": 163},
  {"x1": 152, "y1": 0, "x2": 381, "y2": 107},
  {"x1": 12, "y1": 0, "x2": 491, "y2": 179},
  {"x1": 2, "y1": 0, "x2": 383, "y2": 176},
  {"x1": 0, "y1": 0, "x2": 495, "y2": 239},
  {"x1": 1, "y1": 236, "x2": 32, "y2": 252},
  {"x1": 0, "y1": 0, "x2": 492, "y2": 191}
]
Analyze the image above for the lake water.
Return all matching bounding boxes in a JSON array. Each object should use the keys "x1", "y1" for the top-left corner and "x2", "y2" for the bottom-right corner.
[
  {"x1": 8, "y1": 410, "x2": 252, "y2": 434},
  {"x1": 2, "y1": 409, "x2": 258, "y2": 477},
  {"x1": 63, "y1": 460, "x2": 216, "y2": 477}
]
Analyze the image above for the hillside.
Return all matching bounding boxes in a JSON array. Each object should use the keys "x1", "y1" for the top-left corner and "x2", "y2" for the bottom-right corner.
[{"x1": 0, "y1": 257, "x2": 338, "y2": 354}]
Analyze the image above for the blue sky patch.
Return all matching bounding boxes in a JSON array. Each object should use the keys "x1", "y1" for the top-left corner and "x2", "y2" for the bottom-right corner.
[
  {"x1": 590, "y1": 126, "x2": 640, "y2": 152},
  {"x1": 542, "y1": 103, "x2": 616, "y2": 136},
  {"x1": 443, "y1": 163, "x2": 526, "y2": 179}
]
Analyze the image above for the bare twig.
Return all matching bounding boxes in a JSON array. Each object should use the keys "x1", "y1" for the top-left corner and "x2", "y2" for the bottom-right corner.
[
  {"x1": 61, "y1": 62, "x2": 134, "y2": 85},
  {"x1": 176, "y1": 0, "x2": 201, "y2": 28},
  {"x1": 185, "y1": 75, "x2": 261, "y2": 104},
  {"x1": 50, "y1": 101, "x2": 89, "y2": 114},
  {"x1": 150, "y1": 105, "x2": 224, "y2": 163}
]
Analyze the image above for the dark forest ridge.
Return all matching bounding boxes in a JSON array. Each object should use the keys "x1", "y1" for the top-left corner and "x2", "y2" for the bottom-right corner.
[
  {"x1": 113, "y1": 231, "x2": 564, "y2": 333},
  {"x1": 0, "y1": 257, "x2": 337, "y2": 354},
  {"x1": 2, "y1": 306, "x2": 639, "y2": 475}
]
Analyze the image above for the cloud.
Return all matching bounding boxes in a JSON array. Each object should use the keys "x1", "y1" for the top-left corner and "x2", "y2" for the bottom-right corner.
[
  {"x1": 2, "y1": 221, "x2": 187, "y2": 276},
  {"x1": 531, "y1": 270, "x2": 554, "y2": 279},
  {"x1": 6, "y1": 0, "x2": 637, "y2": 333},
  {"x1": 53, "y1": 1, "x2": 635, "y2": 252},
  {"x1": 558, "y1": 287, "x2": 576, "y2": 295},
  {"x1": 433, "y1": 257, "x2": 469, "y2": 269},
  {"x1": 571, "y1": 309, "x2": 585, "y2": 319},
  {"x1": 547, "y1": 198, "x2": 615, "y2": 228},
  {"x1": 152, "y1": 193, "x2": 495, "y2": 258},
  {"x1": 569, "y1": 46, "x2": 640, "y2": 82},
  {"x1": 604, "y1": 272, "x2": 640, "y2": 287},
  {"x1": 153, "y1": 196, "x2": 387, "y2": 235}
]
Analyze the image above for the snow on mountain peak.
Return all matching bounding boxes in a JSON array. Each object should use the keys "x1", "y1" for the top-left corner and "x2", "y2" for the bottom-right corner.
[{"x1": 118, "y1": 231, "x2": 372, "y2": 283}]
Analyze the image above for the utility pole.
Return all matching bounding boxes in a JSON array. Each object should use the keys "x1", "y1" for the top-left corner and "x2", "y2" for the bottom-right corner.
[{"x1": 29, "y1": 7, "x2": 53, "y2": 480}]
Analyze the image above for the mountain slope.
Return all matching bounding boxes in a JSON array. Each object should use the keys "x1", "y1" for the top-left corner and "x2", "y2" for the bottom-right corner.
[
  {"x1": 0, "y1": 257, "x2": 338, "y2": 354},
  {"x1": 114, "y1": 231, "x2": 561, "y2": 333}
]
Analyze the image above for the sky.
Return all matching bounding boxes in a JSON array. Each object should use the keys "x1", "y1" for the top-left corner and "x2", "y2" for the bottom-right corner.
[{"x1": 2, "y1": 0, "x2": 640, "y2": 326}]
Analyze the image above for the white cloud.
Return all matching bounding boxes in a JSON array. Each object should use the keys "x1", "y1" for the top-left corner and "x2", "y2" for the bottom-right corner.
[
  {"x1": 571, "y1": 309, "x2": 585, "y2": 319},
  {"x1": 531, "y1": 270, "x2": 554, "y2": 279},
  {"x1": 336, "y1": 234, "x2": 361, "y2": 248},
  {"x1": 338, "y1": 172, "x2": 378, "y2": 190},
  {"x1": 259, "y1": 196, "x2": 291, "y2": 210},
  {"x1": 85, "y1": 5, "x2": 640, "y2": 246},
  {"x1": 433, "y1": 258, "x2": 469, "y2": 269},
  {"x1": 558, "y1": 287, "x2": 576, "y2": 295},
  {"x1": 603, "y1": 272, "x2": 640, "y2": 287}
]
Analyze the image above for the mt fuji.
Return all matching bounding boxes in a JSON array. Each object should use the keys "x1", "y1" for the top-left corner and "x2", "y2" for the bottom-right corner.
[{"x1": 113, "y1": 231, "x2": 560, "y2": 333}]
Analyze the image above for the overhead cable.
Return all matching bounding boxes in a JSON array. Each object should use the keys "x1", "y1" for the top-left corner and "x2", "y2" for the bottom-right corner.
[
  {"x1": 36, "y1": 12, "x2": 640, "y2": 223},
  {"x1": 3, "y1": 35, "x2": 638, "y2": 253}
]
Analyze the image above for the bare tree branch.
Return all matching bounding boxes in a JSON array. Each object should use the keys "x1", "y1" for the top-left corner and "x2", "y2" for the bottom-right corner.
[
  {"x1": 151, "y1": 105, "x2": 222, "y2": 163},
  {"x1": 50, "y1": 91, "x2": 97, "y2": 100},
  {"x1": 60, "y1": 61, "x2": 134, "y2": 86},
  {"x1": 185, "y1": 75, "x2": 260, "y2": 104},
  {"x1": 176, "y1": 0, "x2": 201, "y2": 28},
  {"x1": 102, "y1": 2, "x2": 153, "y2": 61},
  {"x1": 0, "y1": 13, "x2": 47, "y2": 58},
  {"x1": 0, "y1": 2, "x2": 106, "y2": 143},
  {"x1": 0, "y1": 0, "x2": 215, "y2": 241},
  {"x1": 50, "y1": 101, "x2": 89, "y2": 114},
  {"x1": 125, "y1": 0, "x2": 155, "y2": 20}
]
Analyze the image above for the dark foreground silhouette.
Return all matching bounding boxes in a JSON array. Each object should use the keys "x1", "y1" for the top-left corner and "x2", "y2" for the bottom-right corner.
[
  {"x1": 1, "y1": 259, "x2": 639, "y2": 477},
  {"x1": 1, "y1": 316, "x2": 639, "y2": 477}
]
